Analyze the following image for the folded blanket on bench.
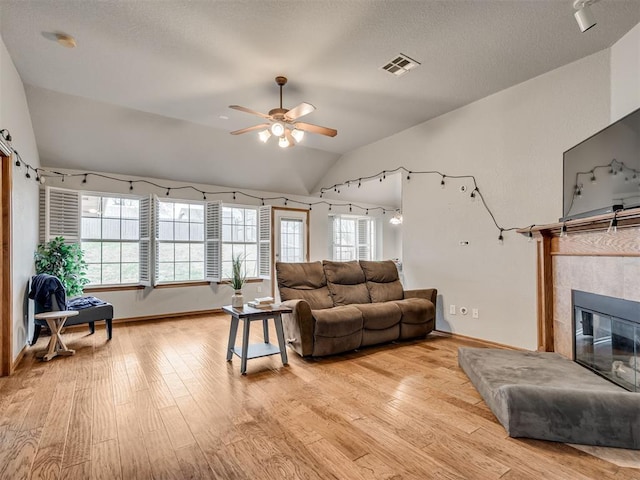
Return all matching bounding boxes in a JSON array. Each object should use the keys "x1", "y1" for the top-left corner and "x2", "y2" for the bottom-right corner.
[{"x1": 68, "y1": 296, "x2": 108, "y2": 310}]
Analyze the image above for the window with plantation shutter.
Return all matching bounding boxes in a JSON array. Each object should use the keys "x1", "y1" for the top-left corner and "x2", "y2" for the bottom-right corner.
[
  {"x1": 41, "y1": 187, "x2": 149, "y2": 286},
  {"x1": 258, "y1": 205, "x2": 271, "y2": 279},
  {"x1": 330, "y1": 214, "x2": 378, "y2": 261},
  {"x1": 40, "y1": 186, "x2": 80, "y2": 243},
  {"x1": 205, "y1": 200, "x2": 222, "y2": 282}
]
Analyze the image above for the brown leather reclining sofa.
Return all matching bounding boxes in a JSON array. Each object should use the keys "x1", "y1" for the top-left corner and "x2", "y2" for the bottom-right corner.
[{"x1": 275, "y1": 259, "x2": 437, "y2": 357}]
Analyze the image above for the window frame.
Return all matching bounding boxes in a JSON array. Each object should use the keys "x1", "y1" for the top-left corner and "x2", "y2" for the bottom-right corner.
[
  {"x1": 220, "y1": 203, "x2": 261, "y2": 280},
  {"x1": 80, "y1": 192, "x2": 145, "y2": 287},
  {"x1": 154, "y1": 198, "x2": 207, "y2": 285},
  {"x1": 330, "y1": 214, "x2": 379, "y2": 262}
]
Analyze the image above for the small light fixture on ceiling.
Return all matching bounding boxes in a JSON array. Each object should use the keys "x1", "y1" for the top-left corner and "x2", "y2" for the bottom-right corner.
[
  {"x1": 389, "y1": 211, "x2": 403, "y2": 225},
  {"x1": 381, "y1": 53, "x2": 421, "y2": 77},
  {"x1": 573, "y1": 0, "x2": 600, "y2": 33},
  {"x1": 55, "y1": 33, "x2": 77, "y2": 48}
]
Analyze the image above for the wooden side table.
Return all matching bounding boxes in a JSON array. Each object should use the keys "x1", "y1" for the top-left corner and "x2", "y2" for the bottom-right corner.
[
  {"x1": 223, "y1": 304, "x2": 292, "y2": 375},
  {"x1": 34, "y1": 310, "x2": 79, "y2": 361}
]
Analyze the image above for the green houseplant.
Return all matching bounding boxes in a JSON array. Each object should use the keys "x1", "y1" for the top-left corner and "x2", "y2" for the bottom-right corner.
[
  {"x1": 230, "y1": 254, "x2": 246, "y2": 308},
  {"x1": 34, "y1": 236, "x2": 89, "y2": 298}
]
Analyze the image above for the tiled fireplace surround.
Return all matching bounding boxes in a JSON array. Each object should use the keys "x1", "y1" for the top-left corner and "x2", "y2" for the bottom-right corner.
[{"x1": 527, "y1": 208, "x2": 640, "y2": 358}]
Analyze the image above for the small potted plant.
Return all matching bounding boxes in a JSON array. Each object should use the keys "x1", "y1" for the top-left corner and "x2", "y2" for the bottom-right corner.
[{"x1": 230, "y1": 254, "x2": 246, "y2": 308}]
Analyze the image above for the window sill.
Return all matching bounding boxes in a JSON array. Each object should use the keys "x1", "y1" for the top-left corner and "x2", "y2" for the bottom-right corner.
[
  {"x1": 155, "y1": 281, "x2": 211, "y2": 289},
  {"x1": 217, "y1": 278, "x2": 264, "y2": 285},
  {"x1": 84, "y1": 278, "x2": 266, "y2": 292},
  {"x1": 155, "y1": 279, "x2": 264, "y2": 289},
  {"x1": 84, "y1": 284, "x2": 145, "y2": 293}
]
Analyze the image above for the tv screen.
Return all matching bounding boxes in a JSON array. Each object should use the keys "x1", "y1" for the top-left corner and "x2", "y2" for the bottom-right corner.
[{"x1": 563, "y1": 107, "x2": 640, "y2": 221}]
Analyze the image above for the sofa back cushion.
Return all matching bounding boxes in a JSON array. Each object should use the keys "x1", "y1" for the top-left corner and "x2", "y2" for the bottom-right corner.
[
  {"x1": 276, "y1": 261, "x2": 334, "y2": 310},
  {"x1": 360, "y1": 260, "x2": 404, "y2": 302},
  {"x1": 322, "y1": 260, "x2": 371, "y2": 306}
]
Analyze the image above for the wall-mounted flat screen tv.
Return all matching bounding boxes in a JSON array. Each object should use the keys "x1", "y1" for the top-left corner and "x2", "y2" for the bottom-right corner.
[{"x1": 563, "y1": 107, "x2": 640, "y2": 221}]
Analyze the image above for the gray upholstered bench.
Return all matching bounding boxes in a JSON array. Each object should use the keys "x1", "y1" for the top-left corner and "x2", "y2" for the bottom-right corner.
[{"x1": 458, "y1": 347, "x2": 640, "y2": 449}]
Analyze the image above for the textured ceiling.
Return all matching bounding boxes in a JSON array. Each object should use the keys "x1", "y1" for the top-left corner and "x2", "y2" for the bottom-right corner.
[{"x1": 0, "y1": 0, "x2": 639, "y2": 206}]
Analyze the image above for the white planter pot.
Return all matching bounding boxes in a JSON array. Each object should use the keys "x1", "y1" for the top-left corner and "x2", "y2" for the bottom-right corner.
[{"x1": 231, "y1": 290, "x2": 244, "y2": 308}]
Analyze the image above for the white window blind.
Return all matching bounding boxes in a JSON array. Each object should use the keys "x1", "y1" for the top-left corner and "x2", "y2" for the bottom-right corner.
[
  {"x1": 40, "y1": 186, "x2": 80, "y2": 243},
  {"x1": 357, "y1": 218, "x2": 375, "y2": 261},
  {"x1": 258, "y1": 205, "x2": 271, "y2": 279},
  {"x1": 139, "y1": 195, "x2": 152, "y2": 286},
  {"x1": 205, "y1": 200, "x2": 222, "y2": 282}
]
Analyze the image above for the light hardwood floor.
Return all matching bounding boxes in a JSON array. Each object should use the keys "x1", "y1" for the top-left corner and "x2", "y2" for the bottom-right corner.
[{"x1": 0, "y1": 314, "x2": 638, "y2": 480}]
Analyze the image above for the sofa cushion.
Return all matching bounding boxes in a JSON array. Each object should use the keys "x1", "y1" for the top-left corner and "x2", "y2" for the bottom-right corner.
[
  {"x1": 360, "y1": 259, "x2": 404, "y2": 302},
  {"x1": 323, "y1": 260, "x2": 366, "y2": 284},
  {"x1": 323, "y1": 260, "x2": 371, "y2": 306},
  {"x1": 312, "y1": 306, "x2": 363, "y2": 337},
  {"x1": 362, "y1": 326, "x2": 400, "y2": 347},
  {"x1": 353, "y1": 302, "x2": 401, "y2": 330},
  {"x1": 276, "y1": 262, "x2": 334, "y2": 310},
  {"x1": 393, "y1": 298, "x2": 434, "y2": 325}
]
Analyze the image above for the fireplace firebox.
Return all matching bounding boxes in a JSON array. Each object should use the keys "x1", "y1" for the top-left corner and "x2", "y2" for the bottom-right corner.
[{"x1": 573, "y1": 290, "x2": 640, "y2": 392}]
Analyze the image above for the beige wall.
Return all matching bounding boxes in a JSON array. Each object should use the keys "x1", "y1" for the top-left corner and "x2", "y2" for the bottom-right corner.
[
  {"x1": 0, "y1": 34, "x2": 41, "y2": 359},
  {"x1": 611, "y1": 22, "x2": 640, "y2": 121}
]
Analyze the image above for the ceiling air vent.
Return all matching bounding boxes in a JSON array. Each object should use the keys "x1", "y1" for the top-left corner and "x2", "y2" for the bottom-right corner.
[{"x1": 381, "y1": 53, "x2": 421, "y2": 77}]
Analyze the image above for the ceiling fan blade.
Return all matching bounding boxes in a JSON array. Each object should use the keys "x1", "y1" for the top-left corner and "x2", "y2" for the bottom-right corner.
[
  {"x1": 230, "y1": 123, "x2": 270, "y2": 135},
  {"x1": 284, "y1": 102, "x2": 315, "y2": 122},
  {"x1": 284, "y1": 128, "x2": 295, "y2": 147},
  {"x1": 295, "y1": 122, "x2": 338, "y2": 137},
  {"x1": 229, "y1": 105, "x2": 272, "y2": 119}
]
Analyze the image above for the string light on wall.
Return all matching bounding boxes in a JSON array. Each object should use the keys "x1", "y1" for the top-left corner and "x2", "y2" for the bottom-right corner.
[
  {"x1": 5, "y1": 127, "x2": 551, "y2": 243},
  {"x1": 319, "y1": 166, "x2": 536, "y2": 241},
  {"x1": 0, "y1": 128, "x2": 396, "y2": 218}
]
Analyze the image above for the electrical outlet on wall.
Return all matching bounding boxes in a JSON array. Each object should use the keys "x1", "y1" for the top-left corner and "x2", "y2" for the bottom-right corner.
[
  {"x1": 257, "y1": 285, "x2": 262, "y2": 293},
  {"x1": 449, "y1": 305, "x2": 456, "y2": 315},
  {"x1": 472, "y1": 308, "x2": 479, "y2": 319}
]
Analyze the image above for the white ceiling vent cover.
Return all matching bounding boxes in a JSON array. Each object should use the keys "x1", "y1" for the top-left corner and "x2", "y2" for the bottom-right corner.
[{"x1": 381, "y1": 53, "x2": 421, "y2": 77}]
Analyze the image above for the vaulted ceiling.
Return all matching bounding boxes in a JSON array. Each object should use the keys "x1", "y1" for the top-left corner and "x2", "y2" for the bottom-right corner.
[{"x1": 1, "y1": 1, "x2": 639, "y2": 207}]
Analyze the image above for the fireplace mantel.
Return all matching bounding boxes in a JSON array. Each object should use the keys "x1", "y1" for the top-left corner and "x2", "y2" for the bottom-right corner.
[{"x1": 518, "y1": 207, "x2": 640, "y2": 355}]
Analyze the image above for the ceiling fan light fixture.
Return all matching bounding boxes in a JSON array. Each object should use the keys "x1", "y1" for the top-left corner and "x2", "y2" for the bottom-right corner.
[
  {"x1": 278, "y1": 136, "x2": 290, "y2": 148},
  {"x1": 271, "y1": 122, "x2": 285, "y2": 137},
  {"x1": 258, "y1": 129, "x2": 272, "y2": 143},
  {"x1": 291, "y1": 128, "x2": 304, "y2": 143}
]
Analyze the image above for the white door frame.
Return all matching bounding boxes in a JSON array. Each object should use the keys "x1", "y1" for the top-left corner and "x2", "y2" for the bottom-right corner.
[{"x1": 271, "y1": 207, "x2": 309, "y2": 298}]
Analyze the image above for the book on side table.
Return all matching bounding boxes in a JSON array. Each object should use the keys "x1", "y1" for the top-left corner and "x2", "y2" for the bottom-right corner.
[{"x1": 247, "y1": 297, "x2": 275, "y2": 309}]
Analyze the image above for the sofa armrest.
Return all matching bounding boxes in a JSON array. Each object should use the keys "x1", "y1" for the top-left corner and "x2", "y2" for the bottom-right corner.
[
  {"x1": 404, "y1": 288, "x2": 437, "y2": 305},
  {"x1": 280, "y1": 299, "x2": 315, "y2": 357}
]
